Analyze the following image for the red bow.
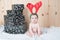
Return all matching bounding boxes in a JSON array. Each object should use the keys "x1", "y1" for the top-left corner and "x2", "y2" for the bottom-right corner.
[{"x1": 26, "y1": 1, "x2": 42, "y2": 14}]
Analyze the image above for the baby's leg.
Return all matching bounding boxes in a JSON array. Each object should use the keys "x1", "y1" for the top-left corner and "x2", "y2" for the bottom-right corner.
[
  {"x1": 27, "y1": 30, "x2": 34, "y2": 37},
  {"x1": 37, "y1": 28, "x2": 42, "y2": 36}
]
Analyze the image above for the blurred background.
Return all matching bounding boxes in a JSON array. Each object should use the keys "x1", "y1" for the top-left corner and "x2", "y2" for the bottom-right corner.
[{"x1": 0, "y1": 0, "x2": 60, "y2": 27}]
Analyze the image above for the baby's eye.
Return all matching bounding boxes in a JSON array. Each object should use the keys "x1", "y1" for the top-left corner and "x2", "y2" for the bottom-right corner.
[
  {"x1": 31, "y1": 18, "x2": 34, "y2": 19},
  {"x1": 35, "y1": 17, "x2": 37, "y2": 19}
]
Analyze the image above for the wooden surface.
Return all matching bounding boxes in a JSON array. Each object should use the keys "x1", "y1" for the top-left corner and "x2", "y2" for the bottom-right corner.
[{"x1": 0, "y1": 0, "x2": 60, "y2": 27}]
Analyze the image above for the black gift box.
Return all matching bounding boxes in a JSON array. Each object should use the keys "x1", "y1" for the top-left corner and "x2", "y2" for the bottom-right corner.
[
  {"x1": 4, "y1": 4, "x2": 27, "y2": 34},
  {"x1": 12, "y1": 4, "x2": 24, "y2": 10}
]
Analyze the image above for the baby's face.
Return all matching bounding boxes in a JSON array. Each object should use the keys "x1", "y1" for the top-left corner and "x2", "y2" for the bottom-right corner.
[{"x1": 31, "y1": 15, "x2": 38, "y2": 24}]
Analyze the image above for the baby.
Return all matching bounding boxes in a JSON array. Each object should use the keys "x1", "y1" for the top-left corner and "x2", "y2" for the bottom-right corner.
[{"x1": 27, "y1": 13, "x2": 42, "y2": 37}]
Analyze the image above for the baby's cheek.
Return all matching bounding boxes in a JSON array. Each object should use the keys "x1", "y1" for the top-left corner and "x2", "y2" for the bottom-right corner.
[{"x1": 34, "y1": 20, "x2": 38, "y2": 23}]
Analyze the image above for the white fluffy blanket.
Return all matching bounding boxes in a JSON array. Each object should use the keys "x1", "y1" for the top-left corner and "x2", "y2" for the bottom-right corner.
[{"x1": 0, "y1": 25, "x2": 60, "y2": 40}]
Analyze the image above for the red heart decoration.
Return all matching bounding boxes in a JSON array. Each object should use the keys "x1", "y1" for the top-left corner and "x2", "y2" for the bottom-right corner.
[{"x1": 26, "y1": 1, "x2": 42, "y2": 14}]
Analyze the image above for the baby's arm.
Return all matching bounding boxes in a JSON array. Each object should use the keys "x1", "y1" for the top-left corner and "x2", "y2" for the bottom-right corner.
[
  {"x1": 38, "y1": 26, "x2": 40, "y2": 35},
  {"x1": 27, "y1": 24, "x2": 34, "y2": 37},
  {"x1": 29, "y1": 24, "x2": 34, "y2": 35},
  {"x1": 37, "y1": 24, "x2": 42, "y2": 36}
]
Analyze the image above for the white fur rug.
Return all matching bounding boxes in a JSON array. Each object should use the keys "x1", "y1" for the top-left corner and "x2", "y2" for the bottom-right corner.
[{"x1": 0, "y1": 25, "x2": 60, "y2": 40}]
